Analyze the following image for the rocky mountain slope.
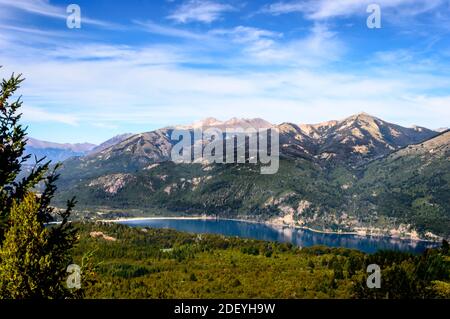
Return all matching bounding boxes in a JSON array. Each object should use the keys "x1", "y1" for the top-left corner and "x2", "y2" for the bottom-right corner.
[
  {"x1": 89, "y1": 133, "x2": 133, "y2": 154},
  {"x1": 281, "y1": 113, "x2": 438, "y2": 165}
]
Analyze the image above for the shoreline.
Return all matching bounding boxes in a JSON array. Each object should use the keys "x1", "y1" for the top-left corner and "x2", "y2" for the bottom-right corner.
[{"x1": 97, "y1": 215, "x2": 441, "y2": 243}]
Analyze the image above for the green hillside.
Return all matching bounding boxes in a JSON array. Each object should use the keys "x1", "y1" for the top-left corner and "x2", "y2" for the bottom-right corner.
[{"x1": 354, "y1": 131, "x2": 450, "y2": 237}]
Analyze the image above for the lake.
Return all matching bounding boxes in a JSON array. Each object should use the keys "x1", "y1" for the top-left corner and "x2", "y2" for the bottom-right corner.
[{"x1": 118, "y1": 218, "x2": 440, "y2": 254}]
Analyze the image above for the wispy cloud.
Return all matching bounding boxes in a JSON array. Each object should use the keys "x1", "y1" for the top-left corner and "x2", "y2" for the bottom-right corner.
[
  {"x1": 22, "y1": 105, "x2": 79, "y2": 126},
  {"x1": 0, "y1": 23, "x2": 69, "y2": 37},
  {"x1": 223, "y1": 23, "x2": 346, "y2": 66},
  {"x1": 261, "y1": 0, "x2": 448, "y2": 20},
  {"x1": 210, "y1": 26, "x2": 282, "y2": 43},
  {"x1": 0, "y1": 0, "x2": 65, "y2": 19},
  {"x1": 0, "y1": 0, "x2": 120, "y2": 28},
  {"x1": 134, "y1": 20, "x2": 208, "y2": 40},
  {"x1": 167, "y1": 0, "x2": 236, "y2": 23},
  {"x1": 260, "y1": 1, "x2": 307, "y2": 16}
]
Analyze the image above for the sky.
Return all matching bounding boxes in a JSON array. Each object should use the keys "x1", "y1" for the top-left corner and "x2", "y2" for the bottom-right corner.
[{"x1": 0, "y1": 0, "x2": 449, "y2": 144}]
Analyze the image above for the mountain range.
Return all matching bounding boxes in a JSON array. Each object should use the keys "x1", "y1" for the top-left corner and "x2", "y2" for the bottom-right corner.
[
  {"x1": 25, "y1": 137, "x2": 96, "y2": 163},
  {"x1": 42, "y1": 114, "x2": 449, "y2": 240},
  {"x1": 25, "y1": 134, "x2": 133, "y2": 163}
]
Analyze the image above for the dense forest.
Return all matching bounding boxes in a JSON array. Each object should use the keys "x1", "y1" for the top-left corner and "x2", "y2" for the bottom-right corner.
[{"x1": 72, "y1": 222, "x2": 450, "y2": 299}]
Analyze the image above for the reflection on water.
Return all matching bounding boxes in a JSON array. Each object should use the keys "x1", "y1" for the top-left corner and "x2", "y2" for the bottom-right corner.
[{"x1": 119, "y1": 219, "x2": 440, "y2": 254}]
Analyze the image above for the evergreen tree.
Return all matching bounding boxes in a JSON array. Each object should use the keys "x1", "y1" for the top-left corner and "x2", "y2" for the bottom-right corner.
[
  {"x1": 0, "y1": 193, "x2": 75, "y2": 298},
  {"x1": 0, "y1": 71, "x2": 53, "y2": 240},
  {"x1": 0, "y1": 69, "x2": 79, "y2": 299}
]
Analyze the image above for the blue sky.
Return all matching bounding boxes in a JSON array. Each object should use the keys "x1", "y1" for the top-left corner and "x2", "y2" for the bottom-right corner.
[{"x1": 0, "y1": 0, "x2": 449, "y2": 144}]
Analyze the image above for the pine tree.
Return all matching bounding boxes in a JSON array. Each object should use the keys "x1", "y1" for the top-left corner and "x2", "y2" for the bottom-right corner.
[
  {"x1": 0, "y1": 71, "x2": 53, "y2": 241},
  {"x1": 0, "y1": 69, "x2": 79, "y2": 299},
  {"x1": 0, "y1": 193, "x2": 74, "y2": 298}
]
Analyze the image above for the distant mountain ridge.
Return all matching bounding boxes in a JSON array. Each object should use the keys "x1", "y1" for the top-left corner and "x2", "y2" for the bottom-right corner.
[
  {"x1": 25, "y1": 137, "x2": 96, "y2": 163},
  {"x1": 83, "y1": 113, "x2": 439, "y2": 168},
  {"x1": 26, "y1": 134, "x2": 134, "y2": 163},
  {"x1": 27, "y1": 137, "x2": 96, "y2": 153}
]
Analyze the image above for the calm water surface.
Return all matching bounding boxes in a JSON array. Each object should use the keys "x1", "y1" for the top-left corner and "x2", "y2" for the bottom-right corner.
[{"x1": 119, "y1": 218, "x2": 439, "y2": 254}]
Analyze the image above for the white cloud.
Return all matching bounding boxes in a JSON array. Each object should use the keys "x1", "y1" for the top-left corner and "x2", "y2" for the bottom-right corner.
[
  {"x1": 0, "y1": 0, "x2": 64, "y2": 19},
  {"x1": 134, "y1": 20, "x2": 209, "y2": 40},
  {"x1": 133, "y1": 22, "x2": 344, "y2": 67},
  {"x1": 261, "y1": 0, "x2": 448, "y2": 20},
  {"x1": 48, "y1": 43, "x2": 187, "y2": 65},
  {"x1": 167, "y1": 0, "x2": 235, "y2": 24},
  {"x1": 260, "y1": 1, "x2": 307, "y2": 16},
  {"x1": 22, "y1": 105, "x2": 79, "y2": 126},
  {"x1": 210, "y1": 26, "x2": 282, "y2": 43},
  {"x1": 0, "y1": 0, "x2": 119, "y2": 28},
  {"x1": 235, "y1": 23, "x2": 346, "y2": 66},
  {"x1": 0, "y1": 24, "x2": 68, "y2": 37},
  {"x1": 92, "y1": 122, "x2": 119, "y2": 129}
]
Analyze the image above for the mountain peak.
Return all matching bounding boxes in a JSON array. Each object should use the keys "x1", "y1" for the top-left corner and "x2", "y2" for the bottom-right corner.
[
  {"x1": 190, "y1": 117, "x2": 222, "y2": 128},
  {"x1": 224, "y1": 117, "x2": 273, "y2": 129},
  {"x1": 347, "y1": 112, "x2": 379, "y2": 122},
  {"x1": 186, "y1": 117, "x2": 272, "y2": 130}
]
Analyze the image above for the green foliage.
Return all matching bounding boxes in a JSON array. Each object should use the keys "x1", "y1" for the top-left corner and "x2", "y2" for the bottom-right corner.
[
  {"x1": 0, "y1": 194, "x2": 75, "y2": 298},
  {"x1": 0, "y1": 72, "x2": 27, "y2": 239},
  {"x1": 0, "y1": 194, "x2": 49, "y2": 297},
  {"x1": 354, "y1": 244, "x2": 450, "y2": 299},
  {"x1": 189, "y1": 273, "x2": 198, "y2": 281},
  {"x1": 241, "y1": 246, "x2": 260, "y2": 256}
]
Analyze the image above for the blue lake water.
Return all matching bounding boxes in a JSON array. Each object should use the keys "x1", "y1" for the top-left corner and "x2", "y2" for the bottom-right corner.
[{"x1": 119, "y1": 218, "x2": 440, "y2": 254}]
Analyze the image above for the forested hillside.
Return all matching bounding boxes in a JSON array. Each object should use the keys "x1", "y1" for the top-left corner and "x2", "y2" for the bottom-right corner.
[{"x1": 72, "y1": 222, "x2": 450, "y2": 299}]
